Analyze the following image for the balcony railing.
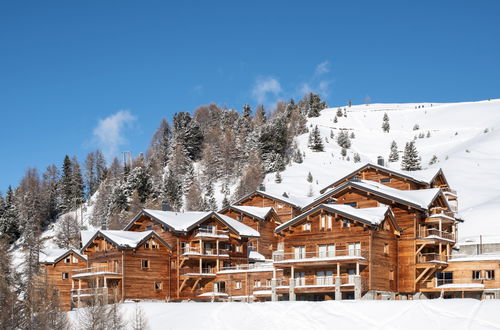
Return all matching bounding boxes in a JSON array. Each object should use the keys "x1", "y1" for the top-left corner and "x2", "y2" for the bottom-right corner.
[
  {"x1": 180, "y1": 247, "x2": 231, "y2": 256},
  {"x1": 194, "y1": 228, "x2": 230, "y2": 239},
  {"x1": 417, "y1": 253, "x2": 448, "y2": 264},
  {"x1": 180, "y1": 267, "x2": 217, "y2": 276},
  {"x1": 273, "y1": 249, "x2": 368, "y2": 262},
  {"x1": 418, "y1": 228, "x2": 455, "y2": 241},
  {"x1": 420, "y1": 278, "x2": 487, "y2": 290},
  {"x1": 72, "y1": 265, "x2": 121, "y2": 278},
  {"x1": 71, "y1": 287, "x2": 109, "y2": 298},
  {"x1": 218, "y1": 262, "x2": 274, "y2": 273},
  {"x1": 276, "y1": 275, "x2": 368, "y2": 290}
]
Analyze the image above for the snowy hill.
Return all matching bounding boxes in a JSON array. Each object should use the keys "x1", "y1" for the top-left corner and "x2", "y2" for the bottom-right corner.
[
  {"x1": 68, "y1": 300, "x2": 500, "y2": 330},
  {"x1": 261, "y1": 99, "x2": 500, "y2": 239}
]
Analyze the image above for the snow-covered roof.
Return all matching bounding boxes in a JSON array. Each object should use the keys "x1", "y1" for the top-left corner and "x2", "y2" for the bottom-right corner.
[
  {"x1": 319, "y1": 163, "x2": 446, "y2": 193},
  {"x1": 226, "y1": 205, "x2": 274, "y2": 220},
  {"x1": 126, "y1": 209, "x2": 259, "y2": 238},
  {"x1": 249, "y1": 250, "x2": 266, "y2": 261},
  {"x1": 307, "y1": 179, "x2": 446, "y2": 211},
  {"x1": 449, "y1": 254, "x2": 500, "y2": 262},
  {"x1": 234, "y1": 190, "x2": 314, "y2": 209},
  {"x1": 456, "y1": 235, "x2": 500, "y2": 247},
  {"x1": 39, "y1": 248, "x2": 87, "y2": 264},
  {"x1": 81, "y1": 230, "x2": 169, "y2": 250},
  {"x1": 276, "y1": 203, "x2": 392, "y2": 233}
]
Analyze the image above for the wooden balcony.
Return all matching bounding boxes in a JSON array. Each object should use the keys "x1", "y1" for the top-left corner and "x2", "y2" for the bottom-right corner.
[
  {"x1": 273, "y1": 249, "x2": 368, "y2": 267},
  {"x1": 179, "y1": 267, "x2": 217, "y2": 278},
  {"x1": 419, "y1": 278, "x2": 486, "y2": 292},
  {"x1": 417, "y1": 228, "x2": 455, "y2": 243},
  {"x1": 193, "y1": 228, "x2": 230, "y2": 240},
  {"x1": 180, "y1": 247, "x2": 231, "y2": 259},
  {"x1": 71, "y1": 265, "x2": 122, "y2": 279},
  {"x1": 275, "y1": 275, "x2": 368, "y2": 293},
  {"x1": 416, "y1": 253, "x2": 448, "y2": 267}
]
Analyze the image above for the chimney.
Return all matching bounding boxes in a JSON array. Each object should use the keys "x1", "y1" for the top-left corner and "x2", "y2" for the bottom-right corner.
[
  {"x1": 161, "y1": 200, "x2": 169, "y2": 211},
  {"x1": 258, "y1": 183, "x2": 265, "y2": 191},
  {"x1": 377, "y1": 156, "x2": 385, "y2": 167}
]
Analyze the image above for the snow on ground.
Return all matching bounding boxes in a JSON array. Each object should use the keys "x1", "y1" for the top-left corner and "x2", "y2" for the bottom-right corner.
[
  {"x1": 263, "y1": 99, "x2": 500, "y2": 239},
  {"x1": 68, "y1": 300, "x2": 500, "y2": 330}
]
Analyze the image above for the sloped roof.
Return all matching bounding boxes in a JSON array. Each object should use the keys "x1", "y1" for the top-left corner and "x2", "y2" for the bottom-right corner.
[
  {"x1": 125, "y1": 209, "x2": 260, "y2": 238},
  {"x1": 221, "y1": 205, "x2": 274, "y2": 220},
  {"x1": 233, "y1": 190, "x2": 314, "y2": 209},
  {"x1": 319, "y1": 163, "x2": 446, "y2": 193},
  {"x1": 81, "y1": 230, "x2": 171, "y2": 251},
  {"x1": 305, "y1": 179, "x2": 446, "y2": 211},
  {"x1": 276, "y1": 204, "x2": 393, "y2": 233},
  {"x1": 39, "y1": 248, "x2": 87, "y2": 264}
]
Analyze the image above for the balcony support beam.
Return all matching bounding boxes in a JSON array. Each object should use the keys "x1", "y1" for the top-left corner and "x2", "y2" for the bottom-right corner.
[{"x1": 335, "y1": 276, "x2": 341, "y2": 300}]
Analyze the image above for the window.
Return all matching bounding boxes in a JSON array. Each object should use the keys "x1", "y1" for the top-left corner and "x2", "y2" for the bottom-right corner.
[
  {"x1": 348, "y1": 242, "x2": 361, "y2": 256},
  {"x1": 472, "y1": 270, "x2": 481, "y2": 280},
  {"x1": 235, "y1": 245, "x2": 243, "y2": 253},
  {"x1": 72, "y1": 256, "x2": 79, "y2": 263},
  {"x1": 144, "y1": 242, "x2": 150, "y2": 249},
  {"x1": 266, "y1": 279, "x2": 272, "y2": 288},
  {"x1": 384, "y1": 243, "x2": 389, "y2": 255},
  {"x1": 436, "y1": 272, "x2": 453, "y2": 286},
  {"x1": 254, "y1": 280, "x2": 261, "y2": 288},
  {"x1": 327, "y1": 215, "x2": 333, "y2": 230},
  {"x1": 302, "y1": 222, "x2": 311, "y2": 231},
  {"x1": 248, "y1": 242, "x2": 254, "y2": 251},
  {"x1": 237, "y1": 215, "x2": 244, "y2": 221},
  {"x1": 294, "y1": 246, "x2": 306, "y2": 259},
  {"x1": 61, "y1": 272, "x2": 69, "y2": 280},
  {"x1": 318, "y1": 244, "x2": 335, "y2": 258},
  {"x1": 235, "y1": 281, "x2": 242, "y2": 289},
  {"x1": 146, "y1": 225, "x2": 153, "y2": 230},
  {"x1": 389, "y1": 269, "x2": 395, "y2": 281},
  {"x1": 64, "y1": 257, "x2": 71, "y2": 263},
  {"x1": 151, "y1": 240, "x2": 159, "y2": 249},
  {"x1": 154, "y1": 281, "x2": 163, "y2": 291},
  {"x1": 141, "y1": 260, "x2": 150, "y2": 269},
  {"x1": 380, "y1": 178, "x2": 391, "y2": 183},
  {"x1": 320, "y1": 215, "x2": 326, "y2": 230},
  {"x1": 345, "y1": 202, "x2": 357, "y2": 207},
  {"x1": 485, "y1": 270, "x2": 495, "y2": 280},
  {"x1": 277, "y1": 203, "x2": 283, "y2": 209},
  {"x1": 342, "y1": 219, "x2": 351, "y2": 228}
]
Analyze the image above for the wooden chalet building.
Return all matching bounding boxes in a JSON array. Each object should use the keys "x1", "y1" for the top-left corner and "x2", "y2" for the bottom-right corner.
[
  {"x1": 123, "y1": 209, "x2": 260, "y2": 301},
  {"x1": 273, "y1": 204, "x2": 400, "y2": 301},
  {"x1": 38, "y1": 163, "x2": 500, "y2": 308},
  {"x1": 39, "y1": 248, "x2": 88, "y2": 311},
  {"x1": 219, "y1": 204, "x2": 282, "y2": 259},
  {"x1": 72, "y1": 230, "x2": 172, "y2": 307}
]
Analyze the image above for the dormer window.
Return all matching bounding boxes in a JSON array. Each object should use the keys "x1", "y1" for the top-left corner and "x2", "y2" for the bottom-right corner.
[
  {"x1": 237, "y1": 215, "x2": 244, "y2": 221},
  {"x1": 303, "y1": 222, "x2": 311, "y2": 231},
  {"x1": 146, "y1": 225, "x2": 153, "y2": 230},
  {"x1": 144, "y1": 242, "x2": 150, "y2": 249},
  {"x1": 342, "y1": 219, "x2": 351, "y2": 228},
  {"x1": 64, "y1": 257, "x2": 71, "y2": 263},
  {"x1": 380, "y1": 178, "x2": 391, "y2": 183}
]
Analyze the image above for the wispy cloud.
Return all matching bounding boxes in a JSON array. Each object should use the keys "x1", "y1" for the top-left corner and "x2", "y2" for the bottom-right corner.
[
  {"x1": 252, "y1": 76, "x2": 282, "y2": 106},
  {"x1": 93, "y1": 110, "x2": 136, "y2": 160},
  {"x1": 314, "y1": 60, "x2": 331, "y2": 76}
]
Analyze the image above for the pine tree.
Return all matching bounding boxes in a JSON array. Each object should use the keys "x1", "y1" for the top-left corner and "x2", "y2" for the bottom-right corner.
[
  {"x1": 308, "y1": 126, "x2": 324, "y2": 151},
  {"x1": 59, "y1": 155, "x2": 73, "y2": 213},
  {"x1": 274, "y1": 171, "x2": 282, "y2": 183},
  {"x1": 305, "y1": 93, "x2": 327, "y2": 117},
  {"x1": 388, "y1": 141, "x2": 399, "y2": 162},
  {"x1": 382, "y1": 113, "x2": 390, "y2": 132},
  {"x1": 350, "y1": 132, "x2": 355, "y2": 139},
  {"x1": 429, "y1": 155, "x2": 438, "y2": 165},
  {"x1": 341, "y1": 147, "x2": 347, "y2": 157},
  {"x1": 163, "y1": 170, "x2": 183, "y2": 211},
  {"x1": 185, "y1": 178, "x2": 204, "y2": 211},
  {"x1": 413, "y1": 124, "x2": 420, "y2": 131},
  {"x1": 330, "y1": 130, "x2": 334, "y2": 139},
  {"x1": 0, "y1": 186, "x2": 20, "y2": 244},
  {"x1": 353, "y1": 153, "x2": 361, "y2": 163},
  {"x1": 203, "y1": 183, "x2": 217, "y2": 211},
  {"x1": 292, "y1": 148, "x2": 303, "y2": 163},
  {"x1": 307, "y1": 172, "x2": 313, "y2": 183},
  {"x1": 333, "y1": 116, "x2": 338, "y2": 123},
  {"x1": 70, "y1": 155, "x2": 85, "y2": 209},
  {"x1": 426, "y1": 131, "x2": 431, "y2": 138},
  {"x1": 401, "y1": 141, "x2": 422, "y2": 171},
  {"x1": 336, "y1": 108, "x2": 343, "y2": 117},
  {"x1": 336, "y1": 130, "x2": 351, "y2": 149}
]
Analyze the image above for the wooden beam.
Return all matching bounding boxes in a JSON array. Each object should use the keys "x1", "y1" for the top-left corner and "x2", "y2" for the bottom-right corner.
[
  {"x1": 416, "y1": 242, "x2": 427, "y2": 254},
  {"x1": 191, "y1": 278, "x2": 201, "y2": 292},
  {"x1": 179, "y1": 278, "x2": 188, "y2": 293},
  {"x1": 416, "y1": 267, "x2": 431, "y2": 283}
]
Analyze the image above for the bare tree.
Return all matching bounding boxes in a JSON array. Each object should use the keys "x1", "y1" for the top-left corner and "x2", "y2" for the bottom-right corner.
[
  {"x1": 130, "y1": 303, "x2": 149, "y2": 330},
  {"x1": 55, "y1": 214, "x2": 81, "y2": 249}
]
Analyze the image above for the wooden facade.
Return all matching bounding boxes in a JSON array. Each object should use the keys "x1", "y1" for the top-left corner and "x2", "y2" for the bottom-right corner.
[{"x1": 38, "y1": 164, "x2": 500, "y2": 308}]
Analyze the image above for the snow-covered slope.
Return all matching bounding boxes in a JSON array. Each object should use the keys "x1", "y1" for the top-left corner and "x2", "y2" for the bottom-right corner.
[
  {"x1": 262, "y1": 99, "x2": 500, "y2": 239},
  {"x1": 68, "y1": 300, "x2": 500, "y2": 330}
]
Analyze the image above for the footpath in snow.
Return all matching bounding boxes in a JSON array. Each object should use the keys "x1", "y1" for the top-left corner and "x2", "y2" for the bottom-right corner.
[{"x1": 69, "y1": 299, "x2": 500, "y2": 330}]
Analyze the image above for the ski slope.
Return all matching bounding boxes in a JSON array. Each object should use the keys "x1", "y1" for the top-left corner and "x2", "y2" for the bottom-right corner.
[
  {"x1": 262, "y1": 99, "x2": 500, "y2": 239},
  {"x1": 68, "y1": 299, "x2": 500, "y2": 330}
]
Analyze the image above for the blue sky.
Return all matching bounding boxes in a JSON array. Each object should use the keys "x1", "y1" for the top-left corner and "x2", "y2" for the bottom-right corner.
[{"x1": 1, "y1": 1, "x2": 499, "y2": 192}]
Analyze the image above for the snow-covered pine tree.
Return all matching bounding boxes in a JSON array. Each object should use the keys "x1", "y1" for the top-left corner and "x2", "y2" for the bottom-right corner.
[
  {"x1": 353, "y1": 153, "x2": 361, "y2": 163},
  {"x1": 426, "y1": 131, "x2": 431, "y2": 138},
  {"x1": 307, "y1": 172, "x2": 313, "y2": 183},
  {"x1": 350, "y1": 132, "x2": 355, "y2": 139},
  {"x1": 336, "y1": 130, "x2": 351, "y2": 149},
  {"x1": 330, "y1": 130, "x2": 334, "y2": 139},
  {"x1": 203, "y1": 183, "x2": 217, "y2": 211},
  {"x1": 163, "y1": 170, "x2": 183, "y2": 211},
  {"x1": 401, "y1": 141, "x2": 422, "y2": 171},
  {"x1": 59, "y1": 155, "x2": 73, "y2": 213},
  {"x1": 333, "y1": 116, "x2": 338, "y2": 123},
  {"x1": 336, "y1": 108, "x2": 343, "y2": 117},
  {"x1": 0, "y1": 186, "x2": 20, "y2": 243},
  {"x1": 292, "y1": 148, "x2": 303, "y2": 163},
  {"x1": 308, "y1": 126, "x2": 324, "y2": 151},
  {"x1": 274, "y1": 171, "x2": 282, "y2": 183},
  {"x1": 306, "y1": 93, "x2": 327, "y2": 117},
  {"x1": 413, "y1": 124, "x2": 420, "y2": 130},
  {"x1": 70, "y1": 155, "x2": 85, "y2": 209},
  {"x1": 388, "y1": 141, "x2": 399, "y2": 162},
  {"x1": 429, "y1": 155, "x2": 438, "y2": 165},
  {"x1": 185, "y1": 178, "x2": 204, "y2": 211},
  {"x1": 341, "y1": 147, "x2": 347, "y2": 157},
  {"x1": 382, "y1": 113, "x2": 390, "y2": 132}
]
